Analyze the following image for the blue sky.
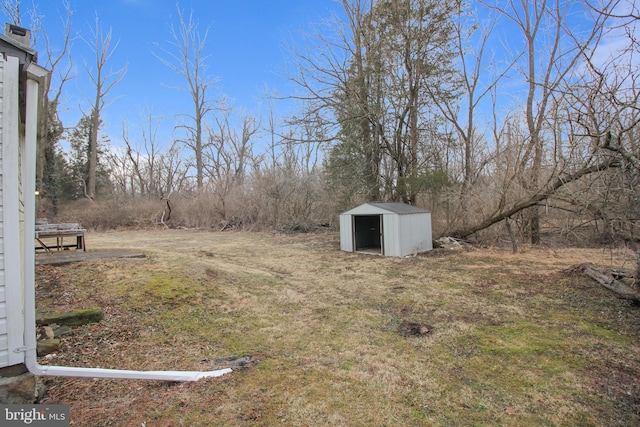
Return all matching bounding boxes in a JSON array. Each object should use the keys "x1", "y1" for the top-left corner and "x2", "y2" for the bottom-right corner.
[
  {"x1": 3, "y1": 0, "x2": 636, "y2": 152},
  {"x1": 9, "y1": 0, "x2": 344, "y2": 145}
]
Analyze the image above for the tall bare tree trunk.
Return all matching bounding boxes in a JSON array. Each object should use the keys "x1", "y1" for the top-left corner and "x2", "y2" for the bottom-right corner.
[
  {"x1": 155, "y1": 7, "x2": 214, "y2": 191},
  {"x1": 84, "y1": 16, "x2": 126, "y2": 200},
  {"x1": 87, "y1": 106, "x2": 99, "y2": 199},
  {"x1": 195, "y1": 108, "x2": 203, "y2": 189}
]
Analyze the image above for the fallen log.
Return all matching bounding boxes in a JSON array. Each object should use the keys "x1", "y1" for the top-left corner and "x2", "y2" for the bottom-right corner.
[
  {"x1": 36, "y1": 307, "x2": 104, "y2": 326},
  {"x1": 577, "y1": 263, "x2": 640, "y2": 303}
]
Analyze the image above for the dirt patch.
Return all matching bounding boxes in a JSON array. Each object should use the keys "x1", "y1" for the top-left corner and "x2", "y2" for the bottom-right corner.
[
  {"x1": 205, "y1": 354, "x2": 263, "y2": 370},
  {"x1": 587, "y1": 358, "x2": 640, "y2": 425},
  {"x1": 397, "y1": 320, "x2": 433, "y2": 337}
]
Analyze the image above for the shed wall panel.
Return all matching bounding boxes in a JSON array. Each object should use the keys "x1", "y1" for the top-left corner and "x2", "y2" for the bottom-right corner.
[
  {"x1": 382, "y1": 214, "x2": 400, "y2": 257},
  {"x1": 398, "y1": 213, "x2": 432, "y2": 256},
  {"x1": 339, "y1": 214, "x2": 353, "y2": 252}
]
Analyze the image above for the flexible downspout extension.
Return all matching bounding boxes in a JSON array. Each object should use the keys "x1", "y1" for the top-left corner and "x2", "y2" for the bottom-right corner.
[{"x1": 22, "y1": 65, "x2": 231, "y2": 382}]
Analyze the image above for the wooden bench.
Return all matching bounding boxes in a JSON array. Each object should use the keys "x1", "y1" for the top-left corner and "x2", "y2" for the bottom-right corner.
[{"x1": 35, "y1": 223, "x2": 86, "y2": 252}]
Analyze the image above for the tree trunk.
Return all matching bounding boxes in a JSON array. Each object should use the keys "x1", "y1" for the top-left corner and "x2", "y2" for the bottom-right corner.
[
  {"x1": 505, "y1": 217, "x2": 518, "y2": 253},
  {"x1": 87, "y1": 107, "x2": 99, "y2": 200},
  {"x1": 195, "y1": 109, "x2": 203, "y2": 189}
]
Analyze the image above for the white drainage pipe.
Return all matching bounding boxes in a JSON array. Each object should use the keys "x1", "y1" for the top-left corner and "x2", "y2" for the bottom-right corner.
[{"x1": 22, "y1": 68, "x2": 231, "y2": 381}]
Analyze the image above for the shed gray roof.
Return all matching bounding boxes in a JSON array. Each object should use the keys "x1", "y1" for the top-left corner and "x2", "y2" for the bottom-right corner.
[{"x1": 367, "y1": 202, "x2": 430, "y2": 214}]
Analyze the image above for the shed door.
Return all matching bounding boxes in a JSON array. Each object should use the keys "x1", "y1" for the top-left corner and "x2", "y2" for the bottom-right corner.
[{"x1": 353, "y1": 215, "x2": 384, "y2": 255}]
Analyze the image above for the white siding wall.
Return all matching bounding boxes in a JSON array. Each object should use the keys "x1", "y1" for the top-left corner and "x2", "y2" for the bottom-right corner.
[
  {"x1": 0, "y1": 56, "x2": 7, "y2": 367},
  {"x1": 0, "y1": 56, "x2": 24, "y2": 367}
]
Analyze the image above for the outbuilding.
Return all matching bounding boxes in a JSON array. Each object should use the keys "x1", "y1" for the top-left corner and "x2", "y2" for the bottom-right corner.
[{"x1": 339, "y1": 202, "x2": 432, "y2": 257}]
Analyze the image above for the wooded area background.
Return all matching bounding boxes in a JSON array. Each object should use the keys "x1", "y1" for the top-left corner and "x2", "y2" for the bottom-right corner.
[{"x1": 4, "y1": 0, "x2": 639, "y2": 248}]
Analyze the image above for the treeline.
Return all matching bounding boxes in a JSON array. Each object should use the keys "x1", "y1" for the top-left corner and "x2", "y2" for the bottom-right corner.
[
  {"x1": 52, "y1": 109, "x2": 333, "y2": 232},
  {"x1": 10, "y1": 0, "x2": 640, "y2": 247}
]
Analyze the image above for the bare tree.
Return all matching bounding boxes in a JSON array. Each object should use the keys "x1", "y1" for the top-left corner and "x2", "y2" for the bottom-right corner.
[
  {"x1": 84, "y1": 15, "x2": 127, "y2": 200},
  {"x1": 428, "y1": 3, "x2": 518, "y2": 229},
  {"x1": 566, "y1": 1, "x2": 640, "y2": 273},
  {"x1": 0, "y1": 0, "x2": 21, "y2": 25},
  {"x1": 1, "y1": 0, "x2": 75, "y2": 213},
  {"x1": 482, "y1": 0, "x2": 610, "y2": 243},
  {"x1": 33, "y1": 1, "x2": 75, "y2": 106},
  {"x1": 287, "y1": 0, "x2": 382, "y2": 207},
  {"x1": 446, "y1": 0, "x2": 616, "y2": 241},
  {"x1": 111, "y1": 111, "x2": 190, "y2": 199},
  {"x1": 155, "y1": 6, "x2": 216, "y2": 190},
  {"x1": 121, "y1": 111, "x2": 180, "y2": 198},
  {"x1": 204, "y1": 102, "x2": 259, "y2": 220}
]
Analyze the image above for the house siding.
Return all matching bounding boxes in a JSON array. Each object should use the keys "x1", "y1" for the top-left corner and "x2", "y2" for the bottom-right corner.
[
  {"x1": 0, "y1": 56, "x2": 7, "y2": 367},
  {"x1": 0, "y1": 55, "x2": 24, "y2": 367}
]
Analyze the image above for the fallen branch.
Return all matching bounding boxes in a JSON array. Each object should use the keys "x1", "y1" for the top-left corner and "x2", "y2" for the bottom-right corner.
[
  {"x1": 450, "y1": 158, "x2": 620, "y2": 239},
  {"x1": 577, "y1": 263, "x2": 640, "y2": 303}
]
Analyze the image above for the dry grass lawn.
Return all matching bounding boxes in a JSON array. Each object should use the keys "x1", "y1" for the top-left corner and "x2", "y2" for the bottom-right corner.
[{"x1": 36, "y1": 229, "x2": 640, "y2": 426}]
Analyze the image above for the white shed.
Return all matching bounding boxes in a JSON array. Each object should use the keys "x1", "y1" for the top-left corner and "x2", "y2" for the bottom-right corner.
[{"x1": 339, "y1": 202, "x2": 433, "y2": 257}]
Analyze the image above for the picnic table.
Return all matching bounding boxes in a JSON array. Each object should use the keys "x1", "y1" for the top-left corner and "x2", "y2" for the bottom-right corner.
[{"x1": 35, "y1": 223, "x2": 86, "y2": 252}]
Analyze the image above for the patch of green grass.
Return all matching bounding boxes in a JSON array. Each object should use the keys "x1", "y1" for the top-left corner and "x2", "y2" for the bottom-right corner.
[
  {"x1": 579, "y1": 321, "x2": 635, "y2": 343},
  {"x1": 427, "y1": 316, "x2": 605, "y2": 426},
  {"x1": 114, "y1": 269, "x2": 202, "y2": 302}
]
